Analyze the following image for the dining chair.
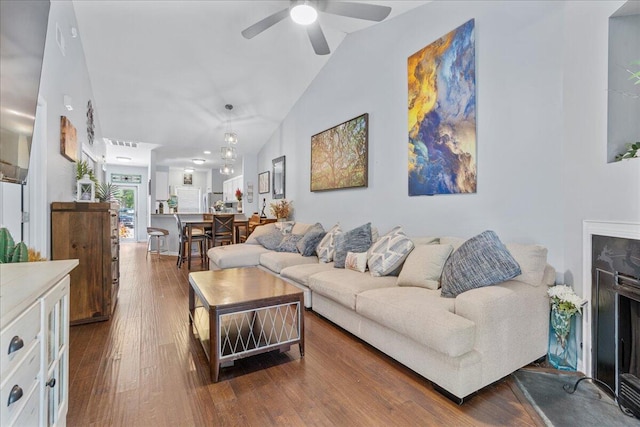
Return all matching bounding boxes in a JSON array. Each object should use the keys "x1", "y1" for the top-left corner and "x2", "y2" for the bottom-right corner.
[
  {"x1": 146, "y1": 227, "x2": 169, "y2": 259},
  {"x1": 174, "y1": 213, "x2": 209, "y2": 268},
  {"x1": 210, "y1": 214, "x2": 234, "y2": 247}
]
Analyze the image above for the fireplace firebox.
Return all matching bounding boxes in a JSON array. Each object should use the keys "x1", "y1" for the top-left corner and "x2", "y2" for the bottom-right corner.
[{"x1": 592, "y1": 235, "x2": 640, "y2": 417}]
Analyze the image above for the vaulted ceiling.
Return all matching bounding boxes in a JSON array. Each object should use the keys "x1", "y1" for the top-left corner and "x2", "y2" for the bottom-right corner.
[{"x1": 72, "y1": 1, "x2": 427, "y2": 170}]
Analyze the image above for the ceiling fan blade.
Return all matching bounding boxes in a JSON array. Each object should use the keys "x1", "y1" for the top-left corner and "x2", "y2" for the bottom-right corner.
[
  {"x1": 306, "y1": 21, "x2": 330, "y2": 55},
  {"x1": 241, "y1": 8, "x2": 289, "y2": 39},
  {"x1": 321, "y1": 1, "x2": 392, "y2": 22}
]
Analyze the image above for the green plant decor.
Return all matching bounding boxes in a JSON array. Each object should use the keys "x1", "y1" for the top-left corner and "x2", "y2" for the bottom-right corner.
[
  {"x1": 615, "y1": 142, "x2": 640, "y2": 161},
  {"x1": 0, "y1": 228, "x2": 28, "y2": 263},
  {"x1": 75, "y1": 160, "x2": 98, "y2": 184},
  {"x1": 96, "y1": 182, "x2": 122, "y2": 203}
]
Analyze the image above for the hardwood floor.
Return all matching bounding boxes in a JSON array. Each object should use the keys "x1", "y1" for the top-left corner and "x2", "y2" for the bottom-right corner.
[{"x1": 68, "y1": 242, "x2": 542, "y2": 426}]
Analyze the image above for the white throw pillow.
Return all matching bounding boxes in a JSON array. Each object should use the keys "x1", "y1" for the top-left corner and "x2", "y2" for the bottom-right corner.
[
  {"x1": 316, "y1": 223, "x2": 342, "y2": 263},
  {"x1": 439, "y1": 236, "x2": 466, "y2": 250},
  {"x1": 506, "y1": 243, "x2": 548, "y2": 286},
  {"x1": 397, "y1": 244, "x2": 454, "y2": 290},
  {"x1": 345, "y1": 251, "x2": 368, "y2": 273},
  {"x1": 367, "y1": 226, "x2": 415, "y2": 277}
]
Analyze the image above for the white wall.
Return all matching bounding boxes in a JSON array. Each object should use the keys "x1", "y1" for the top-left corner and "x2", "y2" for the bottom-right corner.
[
  {"x1": 258, "y1": 1, "x2": 567, "y2": 272},
  {"x1": 561, "y1": 1, "x2": 639, "y2": 292},
  {"x1": 37, "y1": 1, "x2": 105, "y2": 252}
]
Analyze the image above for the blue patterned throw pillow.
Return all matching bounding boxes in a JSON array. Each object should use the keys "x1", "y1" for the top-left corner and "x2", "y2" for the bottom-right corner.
[
  {"x1": 276, "y1": 234, "x2": 304, "y2": 253},
  {"x1": 334, "y1": 223, "x2": 372, "y2": 269},
  {"x1": 440, "y1": 230, "x2": 521, "y2": 298},
  {"x1": 296, "y1": 223, "x2": 326, "y2": 256},
  {"x1": 255, "y1": 229, "x2": 284, "y2": 250}
]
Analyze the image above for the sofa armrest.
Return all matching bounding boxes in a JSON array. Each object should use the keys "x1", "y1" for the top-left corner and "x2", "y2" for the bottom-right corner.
[{"x1": 454, "y1": 276, "x2": 550, "y2": 383}]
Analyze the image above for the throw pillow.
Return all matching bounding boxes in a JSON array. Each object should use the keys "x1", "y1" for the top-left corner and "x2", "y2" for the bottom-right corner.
[
  {"x1": 275, "y1": 234, "x2": 304, "y2": 253},
  {"x1": 397, "y1": 244, "x2": 454, "y2": 290},
  {"x1": 334, "y1": 223, "x2": 372, "y2": 269},
  {"x1": 245, "y1": 223, "x2": 277, "y2": 245},
  {"x1": 345, "y1": 251, "x2": 368, "y2": 273},
  {"x1": 316, "y1": 223, "x2": 341, "y2": 263},
  {"x1": 440, "y1": 230, "x2": 522, "y2": 298},
  {"x1": 367, "y1": 226, "x2": 415, "y2": 277},
  {"x1": 296, "y1": 223, "x2": 326, "y2": 256},
  {"x1": 275, "y1": 221, "x2": 295, "y2": 235},
  {"x1": 506, "y1": 243, "x2": 548, "y2": 286},
  {"x1": 254, "y1": 228, "x2": 285, "y2": 250}
]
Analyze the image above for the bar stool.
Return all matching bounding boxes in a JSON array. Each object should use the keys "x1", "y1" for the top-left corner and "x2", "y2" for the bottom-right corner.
[{"x1": 146, "y1": 227, "x2": 169, "y2": 258}]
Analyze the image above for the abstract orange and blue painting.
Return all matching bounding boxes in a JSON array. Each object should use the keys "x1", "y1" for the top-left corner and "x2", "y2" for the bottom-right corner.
[{"x1": 408, "y1": 19, "x2": 476, "y2": 195}]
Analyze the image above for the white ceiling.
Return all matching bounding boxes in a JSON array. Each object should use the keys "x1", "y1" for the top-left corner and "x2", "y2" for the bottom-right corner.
[{"x1": 72, "y1": 1, "x2": 427, "y2": 171}]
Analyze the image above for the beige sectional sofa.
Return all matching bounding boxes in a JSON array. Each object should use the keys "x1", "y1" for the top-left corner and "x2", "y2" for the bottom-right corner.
[{"x1": 207, "y1": 222, "x2": 554, "y2": 402}]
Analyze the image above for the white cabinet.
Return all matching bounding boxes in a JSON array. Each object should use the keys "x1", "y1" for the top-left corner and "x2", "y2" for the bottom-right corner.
[
  {"x1": 155, "y1": 171, "x2": 169, "y2": 201},
  {"x1": 0, "y1": 260, "x2": 77, "y2": 427},
  {"x1": 222, "y1": 175, "x2": 243, "y2": 202},
  {"x1": 41, "y1": 278, "x2": 69, "y2": 427}
]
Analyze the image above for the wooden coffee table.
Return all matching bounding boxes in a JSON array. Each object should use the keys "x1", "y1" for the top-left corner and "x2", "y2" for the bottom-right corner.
[{"x1": 188, "y1": 267, "x2": 304, "y2": 382}]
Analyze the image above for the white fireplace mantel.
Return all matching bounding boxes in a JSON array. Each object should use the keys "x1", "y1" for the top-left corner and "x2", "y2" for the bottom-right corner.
[{"x1": 581, "y1": 220, "x2": 640, "y2": 375}]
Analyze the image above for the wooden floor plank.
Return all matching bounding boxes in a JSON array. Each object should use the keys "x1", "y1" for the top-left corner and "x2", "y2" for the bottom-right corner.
[{"x1": 68, "y1": 242, "x2": 542, "y2": 426}]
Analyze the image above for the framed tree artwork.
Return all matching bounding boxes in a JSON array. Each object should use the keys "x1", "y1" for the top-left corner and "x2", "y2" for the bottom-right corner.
[{"x1": 310, "y1": 113, "x2": 368, "y2": 192}]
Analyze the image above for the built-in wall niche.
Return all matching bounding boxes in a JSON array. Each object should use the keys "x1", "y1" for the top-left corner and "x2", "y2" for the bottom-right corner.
[{"x1": 607, "y1": 1, "x2": 640, "y2": 163}]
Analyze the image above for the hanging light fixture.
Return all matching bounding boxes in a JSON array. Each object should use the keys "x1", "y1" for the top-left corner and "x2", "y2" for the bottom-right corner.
[
  {"x1": 219, "y1": 164, "x2": 234, "y2": 175},
  {"x1": 220, "y1": 145, "x2": 237, "y2": 162},
  {"x1": 219, "y1": 104, "x2": 238, "y2": 175}
]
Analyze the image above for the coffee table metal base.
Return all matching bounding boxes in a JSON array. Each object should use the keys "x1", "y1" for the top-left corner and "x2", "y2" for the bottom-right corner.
[{"x1": 188, "y1": 269, "x2": 304, "y2": 382}]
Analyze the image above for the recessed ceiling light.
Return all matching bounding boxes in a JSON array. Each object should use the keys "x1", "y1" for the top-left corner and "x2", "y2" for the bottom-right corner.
[
  {"x1": 290, "y1": 3, "x2": 317, "y2": 25},
  {"x1": 192, "y1": 158, "x2": 206, "y2": 165},
  {"x1": 184, "y1": 167, "x2": 194, "y2": 173},
  {"x1": 203, "y1": 150, "x2": 211, "y2": 154},
  {"x1": 116, "y1": 156, "x2": 131, "y2": 162}
]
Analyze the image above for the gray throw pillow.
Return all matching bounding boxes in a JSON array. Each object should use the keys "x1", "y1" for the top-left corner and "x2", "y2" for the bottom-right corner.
[
  {"x1": 334, "y1": 223, "x2": 372, "y2": 269},
  {"x1": 255, "y1": 229, "x2": 284, "y2": 250},
  {"x1": 276, "y1": 234, "x2": 304, "y2": 253},
  {"x1": 440, "y1": 230, "x2": 521, "y2": 298},
  {"x1": 296, "y1": 223, "x2": 326, "y2": 256}
]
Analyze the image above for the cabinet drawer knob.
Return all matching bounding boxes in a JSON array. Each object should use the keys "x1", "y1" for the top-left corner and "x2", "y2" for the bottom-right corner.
[
  {"x1": 7, "y1": 385, "x2": 23, "y2": 406},
  {"x1": 46, "y1": 378, "x2": 56, "y2": 388},
  {"x1": 8, "y1": 336, "x2": 24, "y2": 355}
]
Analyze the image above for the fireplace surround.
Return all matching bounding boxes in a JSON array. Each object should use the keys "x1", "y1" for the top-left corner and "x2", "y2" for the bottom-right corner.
[{"x1": 583, "y1": 221, "x2": 640, "y2": 416}]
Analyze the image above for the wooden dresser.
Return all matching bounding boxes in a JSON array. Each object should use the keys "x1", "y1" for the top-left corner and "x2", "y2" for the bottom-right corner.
[{"x1": 51, "y1": 202, "x2": 120, "y2": 325}]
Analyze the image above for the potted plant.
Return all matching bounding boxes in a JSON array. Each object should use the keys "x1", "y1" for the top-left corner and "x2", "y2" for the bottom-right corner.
[
  {"x1": 235, "y1": 188, "x2": 243, "y2": 212},
  {"x1": 270, "y1": 199, "x2": 292, "y2": 221},
  {"x1": 547, "y1": 285, "x2": 585, "y2": 371}
]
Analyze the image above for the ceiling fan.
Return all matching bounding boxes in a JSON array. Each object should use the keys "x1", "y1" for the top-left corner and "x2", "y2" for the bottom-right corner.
[{"x1": 241, "y1": 0, "x2": 392, "y2": 55}]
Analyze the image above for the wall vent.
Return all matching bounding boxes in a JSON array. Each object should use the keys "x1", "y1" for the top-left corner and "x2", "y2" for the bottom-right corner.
[{"x1": 107, "y1": 139, "x2": 138, "y2": 148}]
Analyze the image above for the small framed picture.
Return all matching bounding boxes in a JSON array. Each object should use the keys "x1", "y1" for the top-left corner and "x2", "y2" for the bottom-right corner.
[
  {"x1": 183, "y1": 173, "x2": 193, "y2": 185},
  {"x1": 258, "y1": 171, "x2": 270, "y2": 194}
]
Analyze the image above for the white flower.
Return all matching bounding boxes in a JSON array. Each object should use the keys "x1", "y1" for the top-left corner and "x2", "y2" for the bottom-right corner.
[{"x1": 547, "y1": 284, "x2": 585, "y2": 316}]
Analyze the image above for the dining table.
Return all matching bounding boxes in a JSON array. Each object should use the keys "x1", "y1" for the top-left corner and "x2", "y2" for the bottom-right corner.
[{"x1": 182, "y1": 214, "x2": 249, "y2": 270}]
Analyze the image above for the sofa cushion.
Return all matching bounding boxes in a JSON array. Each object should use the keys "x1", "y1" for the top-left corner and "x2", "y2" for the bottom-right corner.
[
  {"x1": 255, "y1": 228, "x2": 285, "y2": 250},
  {"x1": 208, "y1": 244, "x2": 270, "y2": 269},
  {"x1": 334, "y1": 223, "x2": 372, "y2": 268},
  {"x1": 275, "y1": 234, "x2": 304, "y2": 252},
  {"x1": 439, "y1": 236, "x2": 466, "y2": 250},
  {"x1": 397, "y1": 244, "x2": 454, "y2": 290},
  {"x1": 441, "y1": 230, "x2": 521, "y2": 298},
  {"x1": 309, "y1": 269, "x2": 396, "y2": 310},
  {"x1": 506, "y1": 243, "x2": 548, "y2": 286},
  {"x1": 345, "y1": 251, "x2": 368, "y2": 273},
  {"x1": 368, "y1": 226, "x2": 415, "y2": 277},
  {"x1": 356, "y1": 287, "x2": 475, "y2": 358},
  {"x1": 260, "y1": 251, "x2": 319, "y2": 274},
  {"x1": 409, "y1": 236, "x2": 440, "y2": 246},
  {"x1": 296, "y1": 223, "x2": 326, "y2": 256},
  {"x1": 245, "y1": 223, "x2": 277, "y2": 245},
  {"x1": 291, "y1": 222, "x2": 314, "y2": 235},
  {"x1": 281, "y1": 262, "x2": 335, "y2": 287},
  {"x1": 317, "y1": 223, "x2": 341, "y2": 262}
]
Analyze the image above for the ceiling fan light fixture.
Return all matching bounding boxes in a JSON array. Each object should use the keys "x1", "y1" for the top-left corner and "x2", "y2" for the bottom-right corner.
[{"x1": 290, "y1": 3, "x2": 317, "y2": 25}]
